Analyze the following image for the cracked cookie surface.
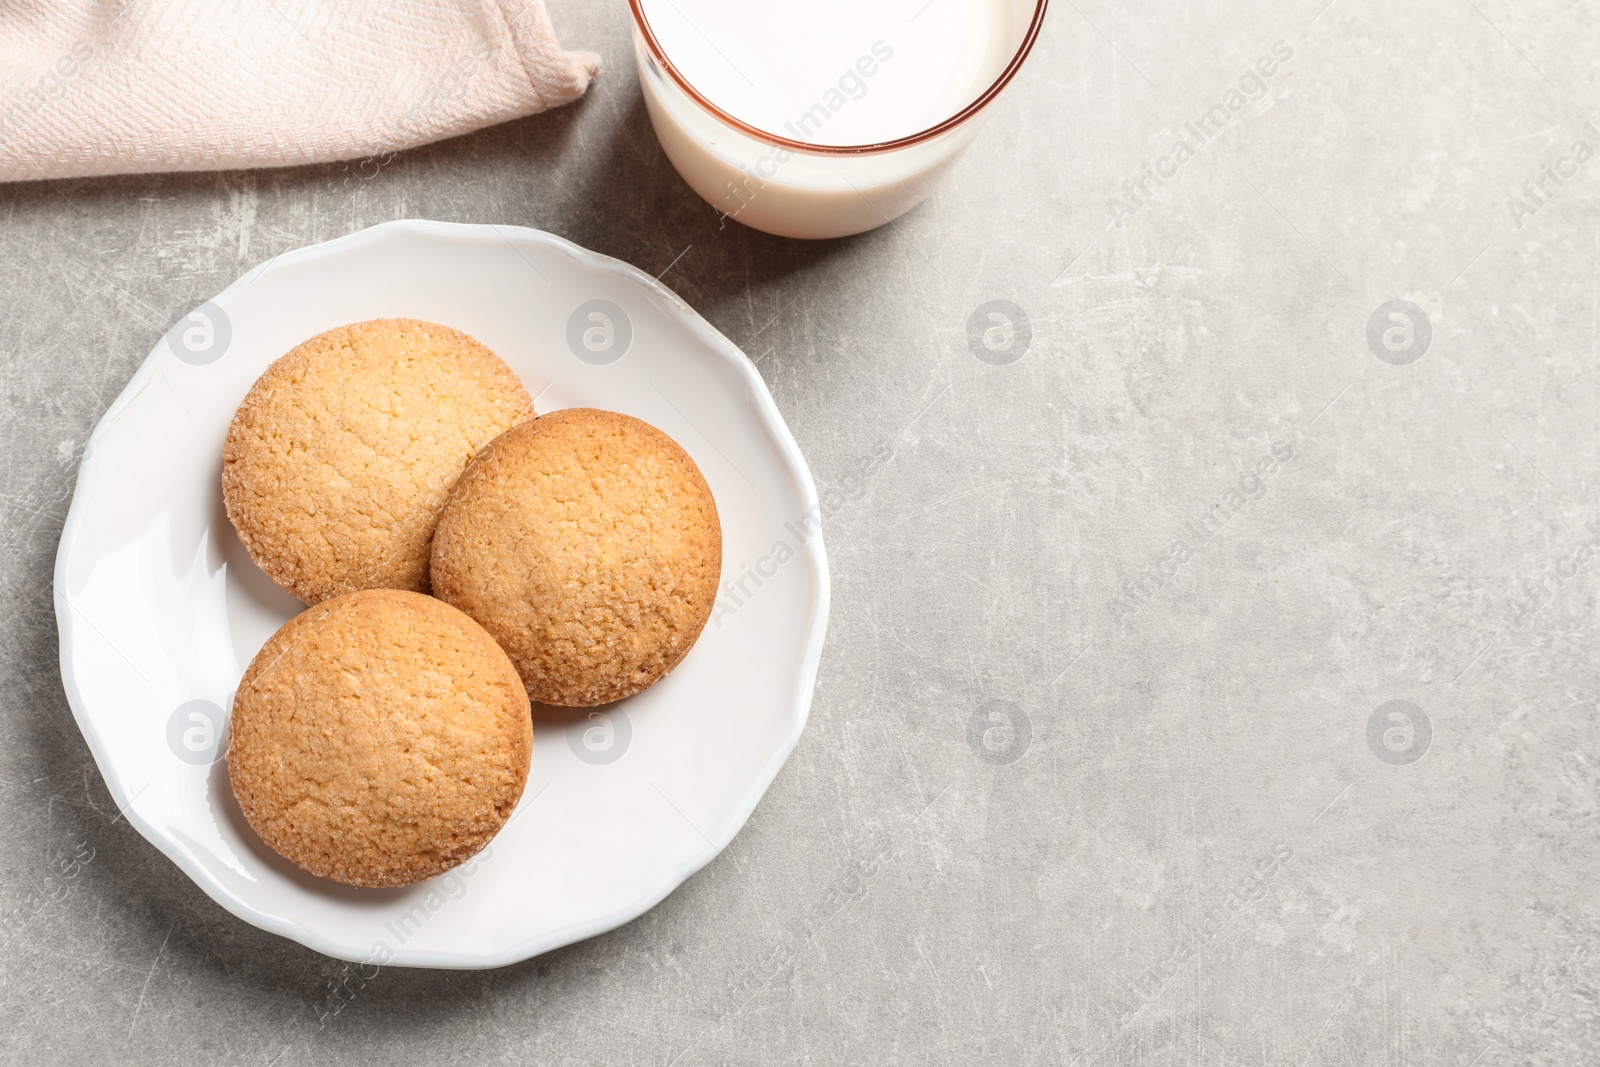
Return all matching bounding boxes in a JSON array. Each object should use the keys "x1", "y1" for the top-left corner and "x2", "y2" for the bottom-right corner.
[
  {"x1": 222, "y1": 318, "x2": 533, "y2": 604},
  {"x1": 431, "y1": 408, "x2": 722, "y2": 707},
  {"x1": 227, "y1": 589, "x2": 532, "y2": 888}
]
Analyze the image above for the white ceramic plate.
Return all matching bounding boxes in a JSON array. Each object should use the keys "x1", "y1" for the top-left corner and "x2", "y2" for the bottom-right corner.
[{"x1": 54, "y1": 220, "x2": 828, "y2": 968}]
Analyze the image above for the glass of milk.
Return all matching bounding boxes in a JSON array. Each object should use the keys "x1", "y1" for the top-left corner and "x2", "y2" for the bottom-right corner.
[{"x1": 629, "y1": 0, "x2": 1048, "y2": 239}]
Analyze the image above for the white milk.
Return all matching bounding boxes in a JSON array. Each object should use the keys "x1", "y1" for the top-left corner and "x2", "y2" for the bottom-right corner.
[{"x1": 632, "y1": 0, "x2": 1038, "y2": 238}]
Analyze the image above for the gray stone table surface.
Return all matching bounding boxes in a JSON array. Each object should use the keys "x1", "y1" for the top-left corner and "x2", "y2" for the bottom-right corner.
[{"x1": 3, "y1": 0, "x2": 1598, "y2": 1063}]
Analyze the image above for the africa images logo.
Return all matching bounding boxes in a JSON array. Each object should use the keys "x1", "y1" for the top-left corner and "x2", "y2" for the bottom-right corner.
[
  {"x1": 719, "y1": 41, "x2": 895, "y2": 224},
  {"x1": 1107, "y1": 41, "x2": 1294, "y2": 226},
  {"x1": 1111, "y1": 440, "x2": 1296, "y2": 627},
  {"x1": 1505, "y1": 122, "x2": 1598, "y2": 230},
  {"x1": 711, "y1": 440, "x2": 893, "y2": 627}
]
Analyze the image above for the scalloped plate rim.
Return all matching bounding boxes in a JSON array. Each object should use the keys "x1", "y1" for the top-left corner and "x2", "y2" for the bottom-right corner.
[{"x1": 52, "y1": 219, "x2": 829, "y2": 969}]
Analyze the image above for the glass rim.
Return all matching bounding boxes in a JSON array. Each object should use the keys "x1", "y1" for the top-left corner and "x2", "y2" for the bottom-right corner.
[{"x1": 627, "y1": 0, "x2": 1051, "y2": 156}]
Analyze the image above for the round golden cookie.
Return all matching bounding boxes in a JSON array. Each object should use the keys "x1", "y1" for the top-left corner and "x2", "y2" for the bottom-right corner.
[
  {"x1": 431, "y1": 408, "x2": 722, "y2": 707},
  {"x1": 222, "y1": 318, "x2": 533, "y2": 604},
  {"x1": 226, "y1": 589, "x2": 532, "y2": 888}
]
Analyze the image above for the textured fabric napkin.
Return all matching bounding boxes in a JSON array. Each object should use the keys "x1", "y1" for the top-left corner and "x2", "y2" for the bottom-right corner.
[{"x1": 0, "y1": 0, "x2": 600, "y2": 182}]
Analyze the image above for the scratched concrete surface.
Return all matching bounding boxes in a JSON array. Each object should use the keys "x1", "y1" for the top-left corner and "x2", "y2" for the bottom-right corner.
[{"x1": 3, "y1": 0, "x2": 1599, "y2": 1063}]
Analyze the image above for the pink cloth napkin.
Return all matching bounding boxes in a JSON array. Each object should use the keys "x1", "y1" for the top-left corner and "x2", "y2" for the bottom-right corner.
[{"x1": 0, "y1": 0, "x2": 600, "y2": 182}]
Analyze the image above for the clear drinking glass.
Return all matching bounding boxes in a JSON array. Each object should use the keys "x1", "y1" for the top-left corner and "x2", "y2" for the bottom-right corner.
[{"x1": 629, "y1": 0, "x2": 1050, "y2": 240}]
